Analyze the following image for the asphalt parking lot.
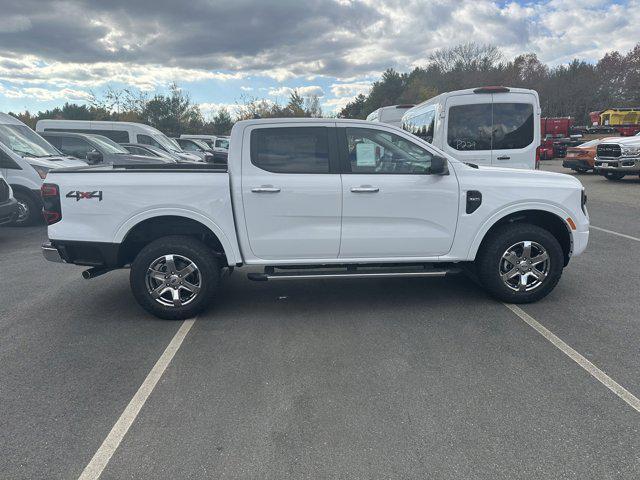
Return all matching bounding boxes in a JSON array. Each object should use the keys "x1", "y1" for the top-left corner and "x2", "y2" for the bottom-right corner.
[{"x1": 1, "y1": 160, "x2": 639, "y2": 479}]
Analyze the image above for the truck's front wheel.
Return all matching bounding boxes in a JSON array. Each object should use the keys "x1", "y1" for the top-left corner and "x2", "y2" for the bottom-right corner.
[
  {"x1": 130, "y1": 236, "x2": 220, "y2": 320},
  {"x1": 475, "y1": 223, "x2": 564, "y2": 304}
]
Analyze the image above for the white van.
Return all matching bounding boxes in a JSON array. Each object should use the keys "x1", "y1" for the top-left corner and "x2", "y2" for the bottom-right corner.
[
  {"x1": 0, "y1": 113, "x2": 86, "y2": 225},
  {"x1": 366, "y1": 105, "x2": 415, "y2": 127},
  {"x1": 179, "y1": 134, "x2": 229, "y2": 153},
  {"x1": 35, "y1": 120, "x2": 201, "y2": 163},
  {"x1": 401, "y1": 87, "x2": 540, "y2": 169}
]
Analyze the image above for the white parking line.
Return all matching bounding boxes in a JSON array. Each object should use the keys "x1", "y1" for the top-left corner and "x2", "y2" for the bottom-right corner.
[
  {"x1": 591, "y1": 225, "x2": 640, "y2": 242},
  {"x1": 78, "y1": 318, "x2": 197, "y2": 480},
  {"x1": 504, "y1": 304, "x2": 640, "y2": 414}
]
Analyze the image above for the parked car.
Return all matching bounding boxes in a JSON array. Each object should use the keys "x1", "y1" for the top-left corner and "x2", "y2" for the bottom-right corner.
[
  {"x1": 401, "y1": 86, "x2": 540, "y2": 169},
  {"x1": 179, "y1": 134, "x2": 229, "y2": 153},
  {"x1": 0, "y1": 172, "x2": 19, "y2": 226},
  {"x1": 35, "y1": 120, "x2": 202, "y2": 163},
  {"x1": 41, "y1": 132, "x2": 172, "y2": 165},
  {"x1": 0, "y1": 113, "x2": 86, "y2": 226},
  {"x1": 562, "y1": 139, "x2": 613, "y2": 173},
  {"x1": 121, "y1": 143, "x2": 185, "y2": 162},
  {"x1": 366, "y1": 105, "x2": 415, "y2": 127},
  {"x1": 174, "y1": 138, "x2": 227, "y2": 166},
  {"x1": 593, "y1": 136, "x2": 640, "y2": 180},
  {"x1": 173, "y1": 138, "x2": 215, "y2": 162},
  {"x1": 42, "y1": 118, "x2": 588, "y2": 319}
]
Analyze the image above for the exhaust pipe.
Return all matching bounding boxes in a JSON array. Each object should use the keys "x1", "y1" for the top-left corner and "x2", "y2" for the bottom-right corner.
[{"x1": 82, "y1": 267, "x2": 113, "y2": 280}]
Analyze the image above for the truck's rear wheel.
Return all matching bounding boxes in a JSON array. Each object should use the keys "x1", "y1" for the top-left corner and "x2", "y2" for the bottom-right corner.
[
  {"x1": 130, "y1": 235, "x2": 220, "y2": 320},
  {"x1": 475, "y1": 223, "x2": 564, "y2": 304}
]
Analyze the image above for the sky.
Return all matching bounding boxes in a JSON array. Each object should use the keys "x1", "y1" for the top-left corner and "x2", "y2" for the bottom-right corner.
[{"x1": 0, "y1": 0, "x2": 636, "y2": 118}]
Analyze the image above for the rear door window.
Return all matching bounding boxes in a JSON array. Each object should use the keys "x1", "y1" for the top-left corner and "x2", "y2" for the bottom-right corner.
[
  {"x1": 251, "y1": 127, "x2": 330, "y2": 174},
  {"x1": 447, "y1": 104, "x2": 492, "y2": 151},
  {"x1": 492, "y1": 103, "x2": 534, "y2": 150}
]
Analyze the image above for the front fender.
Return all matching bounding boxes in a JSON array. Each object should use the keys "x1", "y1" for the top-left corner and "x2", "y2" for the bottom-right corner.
[{"x1": 466, "y1": 201, "x2": 574, "y2": 260}]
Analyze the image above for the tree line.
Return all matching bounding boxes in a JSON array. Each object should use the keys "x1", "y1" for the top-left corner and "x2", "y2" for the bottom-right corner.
[
  {"x1": 10, "y1": 83, "x2": 323, "y2": 137},
  {"x1": 339, "y1": 42, "x2": 640, "y2": 125}
]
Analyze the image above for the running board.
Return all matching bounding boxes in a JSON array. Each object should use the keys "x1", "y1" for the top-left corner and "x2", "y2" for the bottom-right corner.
[{"x1": 247, "y1": 265, "x2": 460, "y2": 282}]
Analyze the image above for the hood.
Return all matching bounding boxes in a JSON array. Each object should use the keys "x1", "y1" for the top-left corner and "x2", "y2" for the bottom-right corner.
[
  {"x1": 455, "y1": 162, "x2": 583, "y2": 188},
  {"x1": 26, "y1": 156, "x2": 87, "y2": 168},
  {"x1": 177, "y1": 152, "x2": 203, "y2": 161},
  {"x1": 600, "y1": 136, "x2": 640, "y2": 146}
]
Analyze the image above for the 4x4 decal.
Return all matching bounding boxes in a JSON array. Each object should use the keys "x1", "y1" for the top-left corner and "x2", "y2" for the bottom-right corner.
[{"x1": 66, "y1": 190, "x2": 103, "y2": 201}]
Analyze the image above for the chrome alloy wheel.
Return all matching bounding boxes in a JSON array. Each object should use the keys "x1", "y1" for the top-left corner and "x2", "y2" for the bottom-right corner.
[
  {"x1": 145, "y1": 254, "x2": 202, "y2": 307},
  {"x1": 15, "y1": 199, "x2": 29, "y2": 222},
  {"x1": 499, "y1": 240, "x2": 550, "y2": 292}
]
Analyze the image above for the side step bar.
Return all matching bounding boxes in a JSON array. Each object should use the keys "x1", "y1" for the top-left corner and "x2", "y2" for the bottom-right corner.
[{"x1": 247, "y1": 265, "x2": 460, "y2": 282}]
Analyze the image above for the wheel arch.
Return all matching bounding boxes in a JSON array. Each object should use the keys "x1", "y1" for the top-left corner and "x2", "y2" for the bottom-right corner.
[
  {"x1": 116, "y1": 213, "x2": 236, "y2": 267},
  {"x1": 470, "y1": 207, "x2": 573, "y2": 266}
]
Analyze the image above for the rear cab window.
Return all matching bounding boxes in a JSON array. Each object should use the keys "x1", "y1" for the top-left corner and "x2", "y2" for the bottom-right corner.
[{"x1": 250, "y1": 127, "x2": 330, "y2": 173}]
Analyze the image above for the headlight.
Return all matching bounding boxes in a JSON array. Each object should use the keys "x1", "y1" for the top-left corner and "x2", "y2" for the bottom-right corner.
[
  {"x1": 30, "y1": 164, "x2": 51, "y2": 179},
  {"x1": 621, "y1": 146, "x2": 640, "y2": 157}
]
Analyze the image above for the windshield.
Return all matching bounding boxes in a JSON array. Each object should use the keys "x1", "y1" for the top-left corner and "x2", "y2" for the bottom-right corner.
[
  {"x1": 154, "y1": 134, "x2": 184, "y2": 153},
  {"x1": 191, "y1": 139, "x2": 210, "y2": 150},
  {"x1": 0, "y1": 124, "x2": 60, "y2": 157},
  {"x1": 215, "y1": 138, "x2": 230, "y2": 149},
  {"x1": 88, "y1": 134, "x2": 129, "y2": 154}
]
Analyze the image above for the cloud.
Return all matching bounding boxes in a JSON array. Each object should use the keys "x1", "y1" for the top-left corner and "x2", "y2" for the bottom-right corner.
[
  {"x1": 0, "y1": 83, "x2": 91, "y2": 102},
  {"x1": 0, "y1": 0, "x2": 638, "y2": 105},
  {"x1": 330, "y1": 82, "x2": 372, "y2": 97},
  {"x1": 268, "y1": 85, "x2": 325, "y2": 98}
]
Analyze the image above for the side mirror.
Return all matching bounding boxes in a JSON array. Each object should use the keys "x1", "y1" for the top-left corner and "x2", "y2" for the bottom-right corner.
[
  {"x1": 430, "y1": 155, "x2": 448, "y2": 175},
  {"x1": 86, "y1": 151, "x2": 103, "y2": 164}
]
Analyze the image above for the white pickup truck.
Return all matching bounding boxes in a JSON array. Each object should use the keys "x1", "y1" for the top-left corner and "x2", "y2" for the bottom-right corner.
[{"x1": 42, "y1": 118, "x2": 589, "y2": 319}]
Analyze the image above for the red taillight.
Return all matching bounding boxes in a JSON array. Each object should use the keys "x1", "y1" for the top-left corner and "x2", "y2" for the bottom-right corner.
[
  {"x1": 41, "y1": 183, "x2": 58, "y2": 197},
  {"x1": 41, "y1": 183, "x2": 62, "y2": 225}
]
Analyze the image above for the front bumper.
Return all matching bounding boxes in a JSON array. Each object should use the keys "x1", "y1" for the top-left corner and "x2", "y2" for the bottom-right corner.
[
  {"x1": 563, "y1": 159, "x2": 593, "y2": 170},
  {"x1": 42, "y1": 242, "x2": 65, "y2": 263},
  {"x1": 593, "y1": 156, "x2": 640, "y2": 174},
  {"x1": 0, "y1": 198, "x2": 19, "y2": 226}
]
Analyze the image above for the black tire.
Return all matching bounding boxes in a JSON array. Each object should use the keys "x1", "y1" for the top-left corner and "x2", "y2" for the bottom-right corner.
[
  {"x1": 130, "y1": 235, "x2": 221, "y2": 320},
  {"x1": 11, "y1": 190, "x2": 41, "y2": 226},
  {"x1": 604, "y1": 172, "x2": 625, "y2": 181},
  {"x1": 475, "y1": 223, "x2": 564, "y2": 304}
]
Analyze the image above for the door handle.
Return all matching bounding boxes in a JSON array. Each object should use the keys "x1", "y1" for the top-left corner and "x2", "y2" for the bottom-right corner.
[
  {"x1": 350, "y1": 186, "x2": 380, "y2": 193},
  {"x1": 496, "y1": 156, "x2": 511, "y2": 160},
  {"x1": 251, "y1": 186, "x2": 281, "y2": 193}
]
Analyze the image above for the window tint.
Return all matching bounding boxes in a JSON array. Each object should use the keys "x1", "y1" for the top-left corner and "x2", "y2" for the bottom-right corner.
[
  {"x1": 447, "y1": 103, "x2": 492, "y2": 151},
  {"x1": 251, "y1": 127, "x2": 330, "y2": 174},
  {"x1": 215, "y1": 139, "x2": 229, "y2": 149},
  {"x1": 137, "y1": 134, "x2": 161, "y2": 148},
  {"x1": 492, "y1": 103, "x2": 533, "y2": 150},
  {"x1": 403, "y1": 108, "x2": 435, "y2": 143},
  {"x1": 44, "y1": 128, "x2": 129, "y2": 143},
  {"x1": 0, "y1": 148, "x2": 21, "y2": 169},
  {"x1": 344, "y1": 128, "x2": 433, "y2": 174},
  {"x1": 61, "y1": 136, "x2": 93, "y2": 158},
  {"x1": 179, "y1": 139, "x2": 199, "y2": 151},
  {"x1": 44, "y1": 135, "x2": 62, "y2": 149}
]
